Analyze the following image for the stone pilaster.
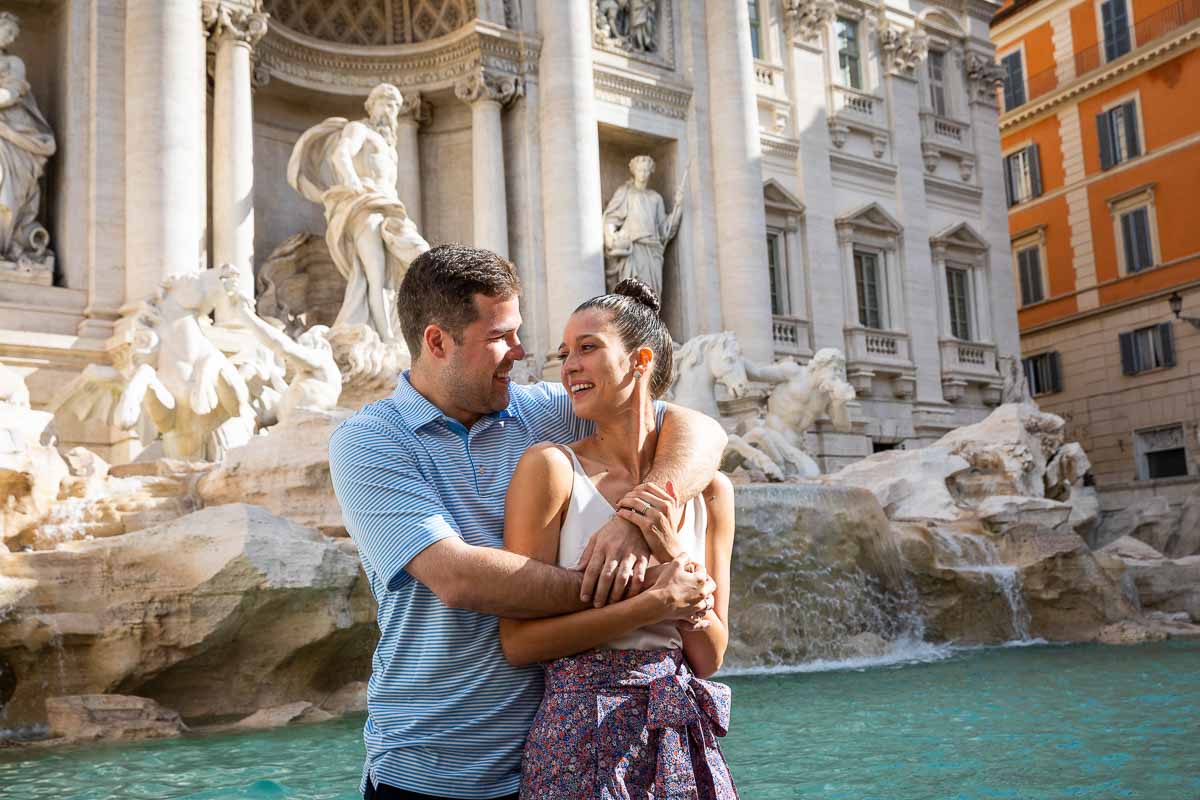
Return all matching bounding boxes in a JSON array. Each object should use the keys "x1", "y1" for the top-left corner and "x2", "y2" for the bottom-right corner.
[
  {"x1": 705, "y1": 0, "x2": 774, "y2": 362},
  {"x1": 536, "y1": 0, "x2": 606, "y2": 363},
  {"x1": 123, "y1": 0, "x2": 207, "y2": 310},
  {"x1": 396, "y1": 91, "x2": 429, "y2": 230},
  {"x1": 455, "y1": 70, "x2": 520, "y2": 259},
  {"x1": 205, "y1": 0, "x2": 267, "y2": 314}
]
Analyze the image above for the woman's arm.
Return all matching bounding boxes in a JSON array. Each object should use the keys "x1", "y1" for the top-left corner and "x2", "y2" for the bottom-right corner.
[
  {"x1": 499, "y1": 444, "x2": 711, "y2": 666},
  {"x1": 679, "y1": 472, "x2": 735, "y2": 679}
]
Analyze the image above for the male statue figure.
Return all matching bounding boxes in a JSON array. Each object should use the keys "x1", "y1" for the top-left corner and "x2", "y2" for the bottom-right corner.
[
  {"x1": 288, "y1": 83, "x2": 430, "y2": 343},
  {"x1": 602, "y1": 155, "x2": 684, "y2": 297}
]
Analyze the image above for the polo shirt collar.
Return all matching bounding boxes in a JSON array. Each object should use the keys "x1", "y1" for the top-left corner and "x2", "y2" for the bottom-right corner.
[{"x1": 392, "y1": 371, "x2": 518, "y2": 432}]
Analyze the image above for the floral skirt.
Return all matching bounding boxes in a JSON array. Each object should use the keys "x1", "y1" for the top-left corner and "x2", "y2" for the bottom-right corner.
[{"x1": 520, "y1": 648, "x2": 738, "y2": 800}]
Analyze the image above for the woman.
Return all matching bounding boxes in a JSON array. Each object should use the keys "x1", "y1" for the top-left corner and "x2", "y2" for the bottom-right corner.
[{"x1": 500, "y1": 279, "x2": 738, "y2": 799}]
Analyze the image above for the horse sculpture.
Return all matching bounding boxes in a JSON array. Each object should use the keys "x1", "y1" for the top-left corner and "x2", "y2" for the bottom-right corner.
[
  {"x1": 52, "y1": 269, "x2": 253, "y2": 461},
  {"x1": 667, "y1": 332, "x2": 787, "y2": 481}
]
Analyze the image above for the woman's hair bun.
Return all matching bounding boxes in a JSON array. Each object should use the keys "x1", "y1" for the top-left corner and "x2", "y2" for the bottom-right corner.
[{"x1": 612, "y1": 278, "x2": 661, "y2": 315}]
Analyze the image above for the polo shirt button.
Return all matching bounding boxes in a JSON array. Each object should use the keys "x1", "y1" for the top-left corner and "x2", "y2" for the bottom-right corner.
[{"x1": 478, "y1": 466, "x2": 485, "y2": 474}]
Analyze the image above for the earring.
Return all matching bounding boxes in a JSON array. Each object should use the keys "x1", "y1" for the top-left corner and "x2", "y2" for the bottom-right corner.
[{"x1": 633, "y1": 366, "x2": 645, "y2": 377}]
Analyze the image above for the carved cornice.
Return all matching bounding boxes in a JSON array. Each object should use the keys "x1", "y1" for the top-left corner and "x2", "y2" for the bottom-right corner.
[
  {"x1": 592, "y1": 66, "x2": 691, "y2": 120},
  {"x1": 878, "y1": 23, "x2": 928, "y2": 76},
  {"x1": 454, "y1": 68, "x2": 521, "y2": 105},
  {"x1": 203, "y1": 0, "x2": 269, "y2": 48},
  {"x1": 783, "y1": 0, "x2": 836, "y2": 44},
  {"x1": 761, "y1": 134, "x2": 801, "y2": 161},
  {"x1": 255, "y1": 18, "x2": 537, "y2": 95}
]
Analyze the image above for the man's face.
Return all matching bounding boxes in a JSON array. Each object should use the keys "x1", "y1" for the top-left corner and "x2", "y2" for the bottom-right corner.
[{"x1": 440, "y1": 293, "x2": 525, "y2": 424}]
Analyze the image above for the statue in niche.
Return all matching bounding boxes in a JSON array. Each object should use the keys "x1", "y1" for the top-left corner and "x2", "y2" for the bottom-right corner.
[
  {"x1": 734, "y1": 349, "x2": 857, "y2": 479},
  {"x1": 594, "y1": 0, "x2": 659, "y2": 53},
  {"x1": 0, "y1": 12, "x2": 56, "y2": 285},
  {"x1": 51, "y1": 269, "x2": 255, "y2": 462},
  {"x1": 288, "y1": 82, "x2": 430, "y2": 343},
  {"x1": 602, "y1": 155, "x2": 685, "y2": 298},
  {"x1": 220, "y1": 264, "x2": 342, "y2": 425}
]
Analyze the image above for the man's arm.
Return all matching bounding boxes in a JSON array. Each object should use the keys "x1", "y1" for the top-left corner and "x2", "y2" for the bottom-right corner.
[
  {"x1": 329, "y1": 419, "x2": 588, "y2": 618},
  {"x1": 579, "y1": 401, "x2": 728, "y2": 599}
]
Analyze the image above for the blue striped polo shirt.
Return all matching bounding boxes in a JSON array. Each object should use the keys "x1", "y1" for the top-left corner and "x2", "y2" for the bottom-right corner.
[{"x1": 328, "y1": 373, "x2": 593, "y2": 798}]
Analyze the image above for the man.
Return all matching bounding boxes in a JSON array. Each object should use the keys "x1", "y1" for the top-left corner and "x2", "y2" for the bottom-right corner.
[
  {"x1": 601, "y1": 155, "x2": 684, "y2": 297},
  {"x1": 329, "y1": 245, "x2": 727, "y2": 800},
  {"x1": 288, "y1": 82, "x2": 430, "y2": 343}
]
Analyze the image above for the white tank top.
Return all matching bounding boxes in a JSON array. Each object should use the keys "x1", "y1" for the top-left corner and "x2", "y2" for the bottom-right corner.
[{"x1": 554, "y1": 445, "x2": 708, "y2": 652}]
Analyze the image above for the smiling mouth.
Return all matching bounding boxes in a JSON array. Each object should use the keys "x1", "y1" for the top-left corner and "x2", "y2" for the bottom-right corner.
[{"x1": 570, "y1": 383, "x2": 595, "y2": 396}]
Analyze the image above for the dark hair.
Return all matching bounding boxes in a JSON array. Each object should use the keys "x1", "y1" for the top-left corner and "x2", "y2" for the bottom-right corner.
[
  {"x1": 397, "y1": 244, "x2": 520, "y2": 360},
  {"x1": 575, "y1": 278, "x2": 674, "y2": 398}
]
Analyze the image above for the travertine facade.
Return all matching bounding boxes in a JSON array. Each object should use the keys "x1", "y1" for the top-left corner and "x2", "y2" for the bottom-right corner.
[{"x1": 0, "y1": 0, "x2": 1017, "y2": 468}]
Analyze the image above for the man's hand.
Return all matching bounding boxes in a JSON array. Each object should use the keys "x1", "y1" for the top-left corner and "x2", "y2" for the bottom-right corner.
[{"x1": 576, "y1": 516, "x2": 651, "y2": 607}]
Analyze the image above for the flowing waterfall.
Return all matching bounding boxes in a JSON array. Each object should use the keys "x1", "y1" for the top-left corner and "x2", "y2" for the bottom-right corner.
[{"x1": 929, "y1": 528, "x2": 1033, "y2": 642}]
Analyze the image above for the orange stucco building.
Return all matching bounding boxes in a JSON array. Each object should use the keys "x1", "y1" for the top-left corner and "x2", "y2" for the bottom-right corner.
[{"x1": 991, "y1": 0, "x2": 1200, "y2": 515}]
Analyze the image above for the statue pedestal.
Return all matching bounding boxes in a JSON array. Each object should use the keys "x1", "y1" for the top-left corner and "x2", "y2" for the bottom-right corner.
[{"x1": 0, "y1": 254, "x2": 54, "y2": 286}]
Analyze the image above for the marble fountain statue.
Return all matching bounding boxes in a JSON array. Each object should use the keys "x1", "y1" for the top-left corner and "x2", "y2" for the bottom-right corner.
[{"x1": 1, "y1": 89, "x2": 1198, "y2": 743}]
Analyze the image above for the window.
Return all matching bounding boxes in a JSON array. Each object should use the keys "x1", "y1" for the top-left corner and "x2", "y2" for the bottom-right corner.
[
  {"x1": 1120, "y1": 323, "x2": 1176, "y2": 374},
  {"x1": 1003, "y1": 145, "x2": 1043, "y2": 206},
  {"x1": 946, "y1": 265, "x2": 972, "y2": 340},
  {"x1": 1016, "y1": 245, "x2": 1045, "y2": 306},
  {"x1": 1001, "y1": 51, "x2": 1025, "y2": 110},
  {"x1": 837, "y1": 17, "x2": 862, "y2": 90},
  {"x1": 1100, "y1": 0, "x2": 1132, "y2": 62},
  {"x1": 767, "y1": 232, "x2": 786, "y2": 315},
  {"x1": 1022, "y1": 352, "x2": 1062, "y2": 396},
  {"x1": 928, "y1": 51, "x2": 948, "y2": 116},
  {"x1": 854, "y1": 250, "x2": 884, "y2": 328},
  {"x1": 748, "y1": 0, "x2": 763, "y2": 60},
  {"x1": 1097, "y1": 100, "x2": 1140, "y2": 169},
  {"x1": 1120, "y1": 206, "x2": 1154, "y2": 272},
  {"x1": 1135, "y1": 424, "x2": 1190, "y2": 480}
]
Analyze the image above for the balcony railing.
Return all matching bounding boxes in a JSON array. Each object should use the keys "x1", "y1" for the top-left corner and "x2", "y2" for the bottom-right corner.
[
  {"x1": 919, "y1": 111, "x2": 970, "y2": 147},
  {"x1": 845, "y1": 326, "x2": 913, "y2": 369},
  {"x1": 754, "y1": 61, "x2": 789, "y2": 102},
  {"x1": 771, "y1": 315, "x2": 813, "y2": 358},
  {"x1": 1009, "y1": 0, "x2": 1200, "y2": 110},
  {"x1": 938, "y1": 338, "x2": 998, "y2": 379},
  {"x1": 831, "y1": 84, "x2": 885, "y2": 128}
]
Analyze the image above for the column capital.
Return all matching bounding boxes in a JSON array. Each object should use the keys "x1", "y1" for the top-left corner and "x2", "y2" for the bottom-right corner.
[
  {"x1": 964, "y1": 50, "x2": 1006, "y2": 107},
  {"x1": 877, "y1": 23, "x2": 928, "y2": 77},
  {"x1": 399, "y1": 91, "x2": 432, "y2": 126},
  {"x1": 203, "y1": 0, "x2": 268, "y2": 48},
  {"x1": 454, "y1": 70, "x2": 522, "y2": 107},
  {"x1": 783, "y1": 0, "x2": 835, "y2": 45}
]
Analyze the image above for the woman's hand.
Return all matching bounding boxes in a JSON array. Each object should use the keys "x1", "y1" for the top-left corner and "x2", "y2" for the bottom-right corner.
[
  {"x1": 647, "y1": 555, "x2": 715, "y2": 628},
  {"x1": 616, "y1": 482, "x2": 685, "y2": 558}
]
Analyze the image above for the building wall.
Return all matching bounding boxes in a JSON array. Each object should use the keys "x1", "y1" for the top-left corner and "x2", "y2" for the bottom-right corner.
[{"x1": 993, "y1": 0, "x2": 1200, "y2": 505}]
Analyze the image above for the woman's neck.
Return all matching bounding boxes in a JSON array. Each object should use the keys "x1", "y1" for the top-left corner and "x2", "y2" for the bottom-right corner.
[{"x1": 589, "y1": 398, "x2": 657, "y2": 484}]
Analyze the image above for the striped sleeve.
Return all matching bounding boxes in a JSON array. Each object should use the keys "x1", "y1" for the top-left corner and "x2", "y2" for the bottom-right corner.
[{"x1": 329, "y1": 418, "x2": 461, "y2": 592}]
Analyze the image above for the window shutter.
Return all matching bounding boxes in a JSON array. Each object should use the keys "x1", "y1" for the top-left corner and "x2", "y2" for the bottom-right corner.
[
  {"x1": 1049, "y1": 351, "x2": 1063, "y2": 393},
  {"x1": 1028, "y1": 143, "x2": 1043, "y2": 197},
  {"x1": 1123, "y1": 101, "x2": 1140, "y2": 157},
  {"x1": 1097, "y1": 113, "x2": 1115, "y2": 170},
  {"x1": 1113, "y1": 0, "x2": 1132, "y2": 56},
  {"x1": 1022, "y1": 357, "x2": 1037, "y2": 394},
  {"x1": 1119, "y1": 331, "x2": 1137, "y2": 375},
  {"x1": 1101, "y1": 1, "x2": 1117, "y2": 60},
  {"x1": 1018, "y1": 251, "x2": 1033, "y2": 305},
  {"x1": 1158, "y1": 323, "x2": 1177, "y2": 368},
  {"x1": 1134, "y1": 209, "x2": 1153, "y2": 270},
  {"x1": 1030, "y1": 249, "x2": 1044, "y2": 302},
  {"x1": 1121, "y1": 212, "x2": 1139, "y2": 273},
  {"x1": 1003, "y1": 156, "x2": 1015, "y2": 207}
]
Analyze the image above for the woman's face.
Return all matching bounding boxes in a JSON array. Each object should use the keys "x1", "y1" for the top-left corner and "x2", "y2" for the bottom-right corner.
[{"x1": 558, "y1": 308, "x2": 647, "y2": 421}]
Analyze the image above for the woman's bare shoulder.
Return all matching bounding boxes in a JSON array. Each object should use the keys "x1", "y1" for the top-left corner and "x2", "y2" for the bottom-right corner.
[{"x1": 512, "y1": 441, "x2": 575, "y2": 496}]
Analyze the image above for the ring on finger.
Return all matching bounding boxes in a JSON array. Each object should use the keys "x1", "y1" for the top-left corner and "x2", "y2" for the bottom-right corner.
[{"x1": 640, "y1": 500, "x2": 652, "y2": 513}]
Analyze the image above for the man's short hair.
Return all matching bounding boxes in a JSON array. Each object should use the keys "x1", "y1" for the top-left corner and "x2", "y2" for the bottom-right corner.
[{"x1": 397, "y1": 245, "x2": 520, "y2": 360}]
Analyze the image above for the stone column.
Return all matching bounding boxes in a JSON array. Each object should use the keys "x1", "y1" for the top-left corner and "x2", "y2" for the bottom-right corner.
[
  {"x1": 455, "y1": 71, "x2": 520, "y2": 259},
  {"x1": 536, "y1": 0, "x2": 606, "y2": 361},
  {"x1": 705, "y1": 0, "x2": 774, "y2": 363},
  {"x1": 205, "y1": 0, "x2": 267, "y2": 316},
  {"x1": 124, "y1": 0, "x2": 207, "y2": 310},
  {"x1": 396, "y1": 91, "x2": 428, "y2": 229}
]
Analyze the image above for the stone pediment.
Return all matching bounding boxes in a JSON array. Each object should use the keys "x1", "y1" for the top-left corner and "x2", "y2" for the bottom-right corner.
[
  {"x1": 930, "y1": 222, "x2": 989, "y2": 252},
  {"x1": 836, "y1": 202, "x2": 903, "y2": 236},
  {"x1": 763, "y1": 179, "x2": 805, "y2": 215}
]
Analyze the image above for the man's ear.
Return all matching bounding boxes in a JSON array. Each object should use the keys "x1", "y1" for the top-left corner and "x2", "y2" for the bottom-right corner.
[{"x1": 424, "y1": 324, "x2": 449, "y2": 360}]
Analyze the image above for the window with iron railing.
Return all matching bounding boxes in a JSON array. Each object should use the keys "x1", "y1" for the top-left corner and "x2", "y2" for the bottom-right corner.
[{"x1": 1005, "y1": 0, "x2": 1199, "y2": 109}]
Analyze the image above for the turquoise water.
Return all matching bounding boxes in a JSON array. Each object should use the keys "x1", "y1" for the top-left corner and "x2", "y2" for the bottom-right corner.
[{"x1": 2, "y1": 641, "x2": 1197, "y2": 799}]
